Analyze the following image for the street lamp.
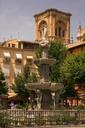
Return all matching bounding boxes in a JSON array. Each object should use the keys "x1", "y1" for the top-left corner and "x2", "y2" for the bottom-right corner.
[{"x1": 51, "y1": 92, "x2": 55, "y2": 110}]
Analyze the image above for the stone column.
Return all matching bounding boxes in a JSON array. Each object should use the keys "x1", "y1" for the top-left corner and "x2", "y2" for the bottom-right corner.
[
  {"x1": 49, "y1": 11, "x2": 53, "y2": 37},
  {"x1": 66, "y1": 17, "x2": 70, "y2": 44},
  {"x1": 35, "y1": 17, "x2": 39, "y2": 41},
  {"x1": 52, "y1": 14, "x2": 56, "y2": 38}
]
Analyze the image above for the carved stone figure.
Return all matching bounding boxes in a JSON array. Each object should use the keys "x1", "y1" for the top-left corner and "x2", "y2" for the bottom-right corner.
[{"x1": 41, "y1": 24, "x2": 47, "y2": 41}]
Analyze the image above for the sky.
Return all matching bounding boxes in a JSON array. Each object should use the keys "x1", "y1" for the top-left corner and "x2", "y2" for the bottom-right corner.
[{"x1": 0, "y1": 0, "x2": 85, "y2": 42}]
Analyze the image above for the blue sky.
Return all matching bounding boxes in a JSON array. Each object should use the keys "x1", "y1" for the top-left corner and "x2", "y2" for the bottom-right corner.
[{"x1": 0, "y1": 0, "x2": 85, "y2": 42}]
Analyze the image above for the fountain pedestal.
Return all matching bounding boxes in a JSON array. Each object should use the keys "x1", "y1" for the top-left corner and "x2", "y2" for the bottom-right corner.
[{"x1": 26, "y1": 39, "x2": 63, "y2": 109}]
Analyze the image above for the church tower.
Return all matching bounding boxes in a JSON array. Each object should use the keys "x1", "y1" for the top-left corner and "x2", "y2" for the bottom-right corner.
[{"x1": 34, "y1": 8, "x2": 71, "y2": 44}]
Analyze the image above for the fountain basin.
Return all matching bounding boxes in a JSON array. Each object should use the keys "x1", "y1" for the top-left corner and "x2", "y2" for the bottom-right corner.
[
  {"x1": 26, "y1": 82, "x2": 63, "y2": 91},
  {"x1": 35, "y1": 58, "x2": 56, "y2": 66}
]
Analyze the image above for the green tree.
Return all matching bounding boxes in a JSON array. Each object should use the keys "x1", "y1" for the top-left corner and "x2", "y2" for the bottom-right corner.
[
  {"x1": 30, "y1": 73, "x2": 38, "y2": 83},
  {"x1": 0, "y1": 70, "x2": 8, "y2": 95},
  {"x1": 13, "y1": 74, "x2": 29, "y2": 97},
  {"x1": 60, "y1": 52, "x2": 85, "y2": 98},
  {"x1": 22, "y1": 63, "x2": 30, "y2": 83},
  {"x1": 13, "y1": 64, "x2": 30, "y2": 97},
  {"x1": 48, "y1": 40, "x2": 67, "y2": 82},
  {"x1": 13, "y1": 64, "x2": 38, "y2": 97},
  {"x1": 35, "y1": 47, "x2": 43, "y2": 58}
]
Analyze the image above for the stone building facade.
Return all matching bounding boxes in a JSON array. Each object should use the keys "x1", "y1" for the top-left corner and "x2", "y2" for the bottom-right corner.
[
  {"x1": 34, "y1": 8, "x2": 71, "y2": 44},
  {"x1": 0, "y1": 39, "x2": 39, "y2": 96},
  {"x1": 66, "y1": 25, "x2": 85, "y2": 54}
]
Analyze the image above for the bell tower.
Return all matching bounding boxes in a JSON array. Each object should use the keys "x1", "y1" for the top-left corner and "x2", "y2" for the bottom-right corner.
[{"x1": 34, "y1": 8, "x2": 71, "y2": 44}]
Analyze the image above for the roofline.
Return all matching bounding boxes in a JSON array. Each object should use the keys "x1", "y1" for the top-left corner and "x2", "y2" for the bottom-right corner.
[
  {"x1": 0, "y1": 45, "x2": 34, "y2": 52},
  {"x1": 19, "y1": 40, "x2": 39, "y2": 44},
  {"x1": 67, "y1": 41, "x2": 85, "y2": 49},
  {"x1": 34, "y1": 8, "x2": 72, "y2": 17},
  {"x1": 1, "y1": 39, "x2": 17, "y2": 46},
  {"x1": 1, "y1": 41, "x2": 7, "y2": 46},
  {"x1": 1, "y1": 39, "x2": 39, "y2": 46}
]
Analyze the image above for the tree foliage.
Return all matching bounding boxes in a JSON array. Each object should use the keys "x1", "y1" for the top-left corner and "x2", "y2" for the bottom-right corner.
[
  {"x1": 30, "y1": 73, "x2": 38, "y2": 83},
  {"x1": 22, "y1": 64, "x2": 30, "y2": 83},
  {"x1": 13, "y1": 64, "x2": 38, "y2": 97},
  {"x1": 48, "y1": 40, "x2": 67, "y2": 82},
  {"x1": 60, "y1": 52, "x2": 85, "y2": 85},
  {"x1": 13, "y1": 74, "x2": 29, "y2": 97},
  {"x1": 13, "y1": 64, "x2": 31, "y2": 97},
  {"x1": 35, "y1": 47, "x2": 43, "y2": 58},
  {"x1": 60, "y1": 52, "x2": 85, "y2": 98},
  {"x1": 0, "y1": 70, "x2": 8, "y2": 95}
]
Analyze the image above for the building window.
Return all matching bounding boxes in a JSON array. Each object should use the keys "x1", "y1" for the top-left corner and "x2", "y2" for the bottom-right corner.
[
  {"x1": 12, "y1": 44, "x2": 15, "y2": 48},
  {"x1": 58, "y1": 27, "x2": 61, "y2": 37},
  {"x1": 18, "y1": 43, "x2": 21, "y2": 48},
  {"x1": 2, "y1": 65, "x2": 10, "y2": 77},
  {"x1": 62, "y1": 30, "x2": 65, "y2": 37},
  {"x1": 15, "y1": 53, "x2": 22, "y2": 64},
  {"x1": 55, "y1": 28, "x2": 58, "y2": 36},
  {"x1": 3, "y1": 52, "x2": 10, "y2": 64},
  {"x1": 56, "y1": 20, "x2": 66, "y2": 38},
  {"x1": 8, "y1": 44, "x2": 10, "y2": 47},
  {"x1": 3, "y1": 58, "x2": 10, "y2": 64},
  {"x1": 26, "y1": 56, "x2": 33, "y2": 65}
]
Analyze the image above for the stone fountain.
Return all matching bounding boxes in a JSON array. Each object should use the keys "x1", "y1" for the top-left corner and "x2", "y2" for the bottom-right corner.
[{"x1": 26, "y1": 26, "x2": 63, "y2": 109}]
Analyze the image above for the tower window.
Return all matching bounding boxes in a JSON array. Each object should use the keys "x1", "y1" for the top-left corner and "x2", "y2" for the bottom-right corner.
[
  {"x1": 55, "y1": 28, "x2": 58, "y2": 36},
  {"x1": 12, "y1": 44, "x2": 15, "y2": 48},
  {"x1": 56, "y1": 20, "x2": 66, "y2": 38},
  {"x1": 8, "y1": 44, "x2": 10, "y2": 47},
  {"x1": 62, "y1": 30, "x2": 65, "y2": 37},
  {"x1": 58, "y1": 27, "x2": 61, "y2": 37}
]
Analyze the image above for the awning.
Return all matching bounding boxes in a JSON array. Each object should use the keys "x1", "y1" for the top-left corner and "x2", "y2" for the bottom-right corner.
[
  {"x1": 8, "y1": 92, "x2": 17, "y2": 98},
  {"x1": 16, "y1": 53, "x2": 22, "y2": 59},
  {"x1": 27, "y1": 56, "x2": 33, "y2": 59},
  {"x1": 4, "y1": 52, "x2": 10, "y2": 58}
]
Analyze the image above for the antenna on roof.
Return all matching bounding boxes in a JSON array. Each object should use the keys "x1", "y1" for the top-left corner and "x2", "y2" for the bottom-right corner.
[
  {"x1": 17, "y1": 32, "x2": 20, "y2": 40},
  {"x1": 3, "y1": 37, "x2": 6, "y2": 41},
  {"x1": 78, "y1": 22, "x2": 82, "y2": 42},
  {"x1": 10, "y1": 35, "x2": 13, "y2": 39},
  {"x1": 71, "y1": 34, "x2": 73, "y2": 43},
  {"x1": 78, "y1": 23, "x2": 82, "y2": 31}
]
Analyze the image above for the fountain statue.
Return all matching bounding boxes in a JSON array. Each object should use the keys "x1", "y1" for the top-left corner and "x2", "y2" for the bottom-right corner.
[
  {"x1": 41, "y1": 23, "x2": 47, "y2": 41},
  {"x1": 26, "y1": 25, "x2": 63, "y2": 109}
]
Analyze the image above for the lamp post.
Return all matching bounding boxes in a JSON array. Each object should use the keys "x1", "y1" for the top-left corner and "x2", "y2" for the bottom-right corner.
[{"x1": 51, "y1": 92, "x2": 55, "y2": 110}]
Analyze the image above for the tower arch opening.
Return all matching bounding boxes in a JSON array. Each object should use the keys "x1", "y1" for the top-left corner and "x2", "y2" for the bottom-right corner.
[
  {"x1": 38, "y1": 20, "x2": 48, "y2": 40},
  {"x1": 55, "y1": 20, "x2": 66, "y2": 38}
]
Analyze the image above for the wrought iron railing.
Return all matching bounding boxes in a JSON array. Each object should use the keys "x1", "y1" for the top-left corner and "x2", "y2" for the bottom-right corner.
[{"x1": 0, "y1": 109, "x2": 85, "y2": 127}]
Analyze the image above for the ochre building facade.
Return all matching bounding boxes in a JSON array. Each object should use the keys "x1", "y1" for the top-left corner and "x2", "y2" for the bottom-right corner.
[
  {"x1": 34, "y1": 8, "x2": 71, "y2": 44},
  {"x1": 0, "y1": 39, "x2": 39, "y2": 95},
  {"x1": 67, "y1": 25, "x2": 85, "y2": 54}
]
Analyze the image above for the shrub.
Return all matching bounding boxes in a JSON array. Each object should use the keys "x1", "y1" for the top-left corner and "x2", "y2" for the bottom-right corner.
[
  {"x1": 63, "y1": 114, "x2": 77, "y2": 124},
  {"x1": 47, "y1": 114, "x2": 60, "y2": 125},
  {"x1": 35, "y1": 113, "x2": 45, "y2": 126},
  {"x1": 0, "y1": 111, "x2": 10, "y2": 128}
]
